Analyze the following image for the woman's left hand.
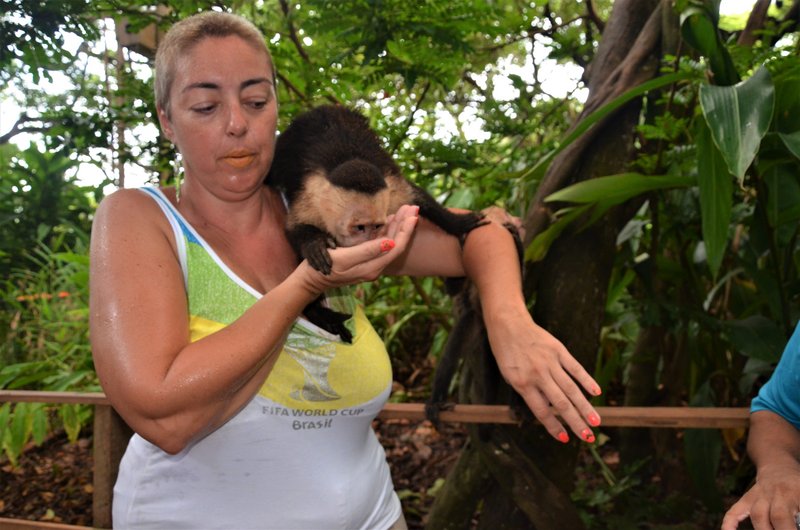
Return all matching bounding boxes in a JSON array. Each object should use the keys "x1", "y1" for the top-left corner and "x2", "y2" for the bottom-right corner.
[
  {"x1": 460, "y1": 213, "x2": 602, "y2": 444},
  {"x1": 484, "y1": 307, "x2": 602, "y2": 444}
]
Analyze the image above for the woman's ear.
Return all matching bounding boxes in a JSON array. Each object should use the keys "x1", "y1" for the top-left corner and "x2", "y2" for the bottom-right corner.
[{"x1": 157, "y1": 106, "x2": 174, "y2": 141}]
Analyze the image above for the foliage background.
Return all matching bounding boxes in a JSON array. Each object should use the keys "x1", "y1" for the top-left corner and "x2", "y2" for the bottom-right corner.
[{"x1": 2, "y1": 0, "x2": 799, "y2": 527}]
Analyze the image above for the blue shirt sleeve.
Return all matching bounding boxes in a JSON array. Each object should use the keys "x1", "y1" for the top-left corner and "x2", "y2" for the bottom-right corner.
[{"x1": 750, "y1": 322, "x2": 800, "y2": 430}]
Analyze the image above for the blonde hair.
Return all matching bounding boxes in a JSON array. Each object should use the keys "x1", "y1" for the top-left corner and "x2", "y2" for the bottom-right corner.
[{"x1": 154, "y1": 11, "x2": 275, "y2": 118}]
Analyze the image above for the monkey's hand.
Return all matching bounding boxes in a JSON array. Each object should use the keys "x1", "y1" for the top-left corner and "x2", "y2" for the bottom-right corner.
[
  {"x1": 480, "y1": 206, "x2": 525, "y2": 241},
  {"x1": 301, "y1": 235, "x2": 337, "y2": 275},
  {"x1": 288, "y1": 224, "x2": 338, "y2": 275}
]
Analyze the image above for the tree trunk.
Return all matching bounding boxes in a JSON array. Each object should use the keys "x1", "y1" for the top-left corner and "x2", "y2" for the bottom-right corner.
[{"x1": 427, "y1": 1, "x2": 671, "y2": 528}]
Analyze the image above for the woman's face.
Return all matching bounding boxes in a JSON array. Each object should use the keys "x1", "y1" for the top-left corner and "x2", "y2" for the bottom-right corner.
[{"x1": 158, "y1": 35, "x2": 277, "y2": 199}]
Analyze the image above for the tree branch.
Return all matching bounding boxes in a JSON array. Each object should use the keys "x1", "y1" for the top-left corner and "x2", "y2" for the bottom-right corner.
[
  {"x1": 279, "y1": 0, "x2": 310, "y2": 63},
  {"x1": 524, "y1": 0, "x2": 663, "y2": 241},
  {"x1": 737, "y1": 0, "x2": 772, "y2": 46},
  {"x1": 0, "y1": 113, "x2": 49, "y2": 145}
]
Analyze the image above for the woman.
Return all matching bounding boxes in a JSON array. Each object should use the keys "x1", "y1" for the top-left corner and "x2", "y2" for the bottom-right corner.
[{"x1": 90, "y1": 11, "x2": 602, "y2": 529}]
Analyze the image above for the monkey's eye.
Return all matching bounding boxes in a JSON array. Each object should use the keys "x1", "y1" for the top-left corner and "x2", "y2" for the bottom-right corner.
[
  {"x1": 374, "y1": 224, "x2": 384, "y2": 231},
  {"x1": 355, "y1": 225, "x2": 367, "y2": 233}
]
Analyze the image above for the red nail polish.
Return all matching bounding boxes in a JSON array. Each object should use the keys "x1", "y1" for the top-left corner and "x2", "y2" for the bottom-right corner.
[
  {"x1": 582, "y1": 429, "x2": 594, "y2": 442},
  {"x1": 557, "y1": 432, "x2": 569, "y2": 444},
  {"x1": 593, "y1": 386, "x2": 602, "y2": 396},
  {"x1": 380, "y1": 240, "x2": 395, "y2": 252},
  {"x1": 588, "y1": 412, "x2": 601, "y2": 427}
]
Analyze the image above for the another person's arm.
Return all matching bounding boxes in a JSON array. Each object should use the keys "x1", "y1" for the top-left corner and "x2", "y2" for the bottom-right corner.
[{"x1": 721, "y1": 410, "x2": 800, "y2": 530}]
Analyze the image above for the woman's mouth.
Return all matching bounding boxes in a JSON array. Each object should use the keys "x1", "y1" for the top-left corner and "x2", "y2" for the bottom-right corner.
[{"x1": 223, "y1": 151, "x2": 256, "y2": 168}]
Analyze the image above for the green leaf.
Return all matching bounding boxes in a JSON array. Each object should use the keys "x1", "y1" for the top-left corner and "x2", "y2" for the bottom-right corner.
[
  {"x1": 696, "y1": 119, "x2": 732, "y2": 276},
  {"x1": 684, "y1": 428, "x2": 723, "y2": 510},
  {"x1": 680, "y1": 6, "x2": 719, "y2": 58},
  {"x1": 524, "y1": 205, "x2": 590, "y2": 263},
  {"x1": 684, "y1": 382, "x2": 723, "y2": 511},
  {"x1": 0, "y1": 403, "x2": 10, "y2": 455},
  {"x1": 5, "y1": 403, "x2": 33, "y2": 466},
  {"x1": 724, "y1": 316, "x2": 787, "y2": 363},
  {"x1": 699, "y1": 66, "x2": 775, "y2": 181},
  {"x1": 778, "y1": 131, "x2": 800, "y2": 159},
  {"x1": 523, "y1": 71, "x2": 693, "y2": 183},
  {"x1": 772, "y1": 65, "x2": 800, "y2": 134},
  {"x1": 385, "y1": 40, "x2": 413, "y2": 64},
  {"x1": 545, "y1": 173, "x2": 694, "y2": 205},
  {"x1": 30, "y1": 404, "x2": 49, "y2": 445},
  {"x1": 680, "y1": 4, "x2": 739, "y2": 86},
  {"x1": 59, "y1": 404, "x2": 82, "y2": 443}
]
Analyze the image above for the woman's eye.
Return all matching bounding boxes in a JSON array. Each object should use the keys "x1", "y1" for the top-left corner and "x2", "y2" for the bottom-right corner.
[
  {"x1": 192, "y1": 105, "x2": 215, "y2": 114},
  {"x1": 249, "y1": 100, "x2": 267, "y2": 110}
]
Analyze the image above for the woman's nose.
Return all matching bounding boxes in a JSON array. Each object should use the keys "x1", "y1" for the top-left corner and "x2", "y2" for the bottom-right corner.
[{"x1": 227, "y1": 105, "x2": 248, "y2": 136}]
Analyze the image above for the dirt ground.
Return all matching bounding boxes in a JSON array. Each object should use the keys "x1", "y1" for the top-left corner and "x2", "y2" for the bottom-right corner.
[{"x1": 0, "y1": 408, "x2": 745, "y2": 529}]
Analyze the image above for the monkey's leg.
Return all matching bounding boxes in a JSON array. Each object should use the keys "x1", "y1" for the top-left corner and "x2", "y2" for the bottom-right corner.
[
  {"x1": 303, "y1": 297, "x2": 353, "y2": 343},
  {"x1": 286, "y1": 224, "x2": 338, "y2": 274}
]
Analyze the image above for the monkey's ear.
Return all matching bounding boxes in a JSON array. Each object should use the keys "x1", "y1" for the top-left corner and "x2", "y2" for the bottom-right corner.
[{"x1": 157, "y1": 106, "x2": 175, "y2": 142}]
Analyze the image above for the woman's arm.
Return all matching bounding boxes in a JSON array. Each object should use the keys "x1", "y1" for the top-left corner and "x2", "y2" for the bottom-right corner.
[
  {"x1": 721, "y1": 410, "x2": 800, "y2": 530},
  {"x1": 90, "y1": 191, "x2": 417, "y2": 454},
  {"x1": 388, "y1": 214, "x2": 602, "y2": 442}
]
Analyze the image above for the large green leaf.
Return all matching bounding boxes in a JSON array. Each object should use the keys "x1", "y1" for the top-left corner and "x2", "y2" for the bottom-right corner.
[
  {"x1": 724, "y1": 316, "x2": 786, "y2": 363},
  {"x1": 696, "y1": 119, "x2": 732, "y2": 277},
  {"x1": 684, "y1": 382, "x2": 723, "y2": 511},
  {"x1": 545, "y1": 173, "x2": 694, "y2": 205},
  {"x1": 779, "y1": 131, "x2": 800, "y2": 159},
  {"x1": 699, "y1": 67, "x2": 775, "y2": 182},
  {"x1": 772, "y1": 65, "x2": 800, "y2": 134},
  {"x1": 680, "y1": 3, "x2": 739, "y2": 86},
  {"x1": 526, "y1": 173, "x2": 694, "y2": 262},
  {"x1": 524, "y1": 205, "x2": 589, "y2": 263},
  {"x1": 523, "y1": 71, "x2": 692, "y2": 183}
]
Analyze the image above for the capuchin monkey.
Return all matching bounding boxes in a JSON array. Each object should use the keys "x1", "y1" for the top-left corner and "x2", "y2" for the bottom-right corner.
[{"x1": 268, "y1": 104, "x2": 488, "y2": 342}]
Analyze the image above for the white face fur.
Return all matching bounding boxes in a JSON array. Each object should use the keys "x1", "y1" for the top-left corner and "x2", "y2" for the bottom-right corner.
[{"x1": 331, "y1": 188, "x2": 392, "y2": 247}]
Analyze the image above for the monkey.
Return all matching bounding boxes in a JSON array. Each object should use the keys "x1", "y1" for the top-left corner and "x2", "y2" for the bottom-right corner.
[
  {"x1": 268, "y1": 104, "x2": 488, "y2": 342},
  {"x1": 425, "y1": 218, "x2": 527, "y2": 430}
]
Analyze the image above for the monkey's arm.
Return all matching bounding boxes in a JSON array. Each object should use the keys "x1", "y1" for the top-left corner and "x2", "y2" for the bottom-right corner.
[
  {"x1": 286, "y1": 223, "x2": 338, "y2": 275},
  {"x1": 408, "y1": 183, "x2": 488, "y2": 240}
]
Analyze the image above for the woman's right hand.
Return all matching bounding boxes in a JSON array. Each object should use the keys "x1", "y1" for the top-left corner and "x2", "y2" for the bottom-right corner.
[{"x1": 297, "y1": 204, "x2": 419, "y2": 296}]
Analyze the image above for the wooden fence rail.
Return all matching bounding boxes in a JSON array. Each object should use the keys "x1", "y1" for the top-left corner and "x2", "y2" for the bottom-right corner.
[{"x1": 0, "y1": 390, "x2": 750, "y2": 530}]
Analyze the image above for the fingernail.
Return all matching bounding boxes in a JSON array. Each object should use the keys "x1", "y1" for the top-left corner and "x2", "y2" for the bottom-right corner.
[
  {"x1": 588, "y1": 412, "x2": 601, "y2": 427},
  {"x1": 592, "y1": 385, "x2": 602, "y2": 396},
  {"x1": 557, "y1": 432, "x2": 569, "y2": 444},
  {"x1": 380, "y1": 239, "x2": 395, "y2": 252},
  {"x1": 582, "y1": 429, "x2": 595, "y2": 443}
]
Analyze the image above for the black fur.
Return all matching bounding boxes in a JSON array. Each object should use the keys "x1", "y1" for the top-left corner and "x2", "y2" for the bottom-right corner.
[{"x1": 268, "y1": 105, "x2": 488, "y2": 343}]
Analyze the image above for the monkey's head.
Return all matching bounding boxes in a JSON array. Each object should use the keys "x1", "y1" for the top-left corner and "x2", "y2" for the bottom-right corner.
[
  {"x1": 325, "y1": 159, "x2": 392, "y2": 247},
  {"x1": 333, "y1": 202, "x2": 390, "y2": 247}
]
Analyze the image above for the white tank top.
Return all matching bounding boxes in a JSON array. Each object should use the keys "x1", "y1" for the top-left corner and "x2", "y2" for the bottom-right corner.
[{"x1": 112, "y1": 187, "x2": 401, "y2": 529}]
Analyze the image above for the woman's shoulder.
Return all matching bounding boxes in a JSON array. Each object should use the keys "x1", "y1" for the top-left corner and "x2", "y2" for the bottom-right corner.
[{"x1": 94, "y1": 187, "x2": 174, "y2": 233}]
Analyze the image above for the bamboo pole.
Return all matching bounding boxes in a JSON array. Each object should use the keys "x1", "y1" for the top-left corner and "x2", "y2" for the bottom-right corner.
[{"x1": 0, "y1": 391, "x2": 751, "y2": 428}]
